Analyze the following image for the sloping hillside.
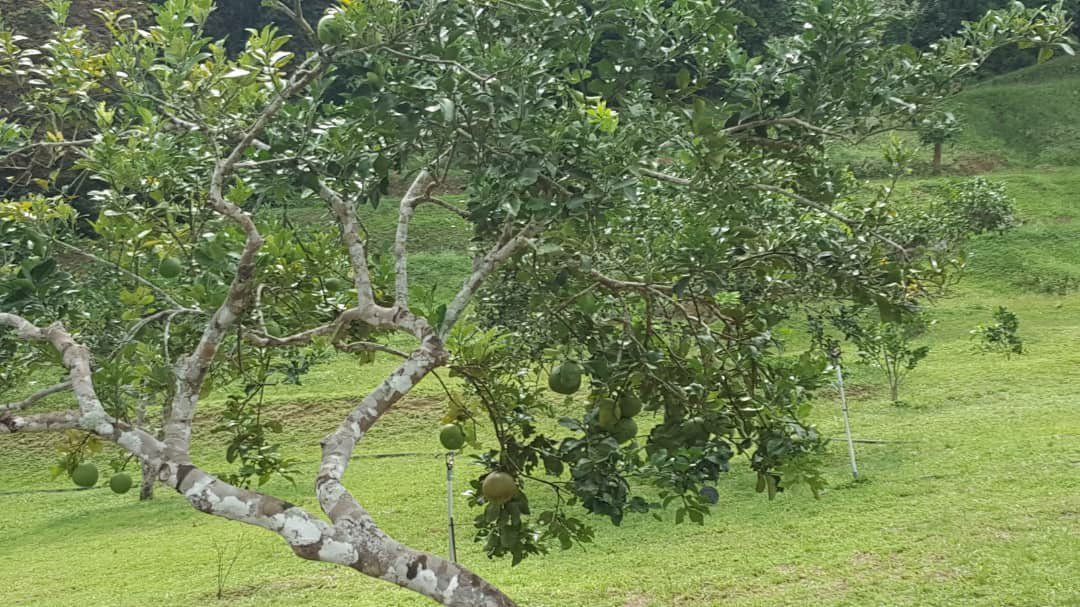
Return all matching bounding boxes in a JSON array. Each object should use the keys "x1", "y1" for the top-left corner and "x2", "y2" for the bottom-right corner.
[
  {"x1": 834, "y1": 55, "x2": 1080, "y2": 175},
  {"x1": 951, "y1": 55, "x2": 1080, "y2": 167}
]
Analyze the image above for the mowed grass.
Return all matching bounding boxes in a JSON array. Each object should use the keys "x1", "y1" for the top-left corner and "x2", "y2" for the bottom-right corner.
[
  {"x1": 2, "y1": 169, "x2": 1079, "y2": 606},
  {"x1": 3, "y1": 60, "x2": 1080, "y2": 605}
]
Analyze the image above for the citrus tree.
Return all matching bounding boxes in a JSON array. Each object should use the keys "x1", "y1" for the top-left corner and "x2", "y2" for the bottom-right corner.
[{"x1": 0, "y1": 1, "x2": 1072, "y2": 605}]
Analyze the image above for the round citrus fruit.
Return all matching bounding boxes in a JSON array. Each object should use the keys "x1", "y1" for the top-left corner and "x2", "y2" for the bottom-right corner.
[
  {"x1": 109, "y1": 472, "x2": 133, "y2": 494},
  {"x1": 596, "y1": 398, "x2": 619, "y2": 429},
  {"x1": 618, "y1": 393, "x2": 643, "y2": 417},
  {"x1": 439, "y1": 424, "x2": 466, "y2": 450},
  {"x1": 548, "y1": 362, "x2": 583, "y2": 395},
  {"x1": 612, "y1": 417, "x2": 638, "y2": 443},
  {"x1": 71, "y1": 463, "x2": 99, "y2": 488},
  {"x1": 481, "y1": 471, "x2": 517, "y2": 503},
  {"x1": 323, "y1": 277, "x2": 348, "y2": 292},
  {"x1": 159, "y1": 256, "x2": 182, "y2": 279},
  {"x1": 317, "y1": 13, "x2": 346, "y2": 45}
]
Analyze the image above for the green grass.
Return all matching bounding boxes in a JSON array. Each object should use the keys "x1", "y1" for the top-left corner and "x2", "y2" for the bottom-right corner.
[{"x1": 4, "y1": 61, "x2": 1080, "y2": 607}]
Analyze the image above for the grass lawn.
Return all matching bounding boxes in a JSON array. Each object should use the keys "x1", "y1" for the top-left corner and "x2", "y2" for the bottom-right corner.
[{"x1": 3, "y1": 62, "x2": 1080, "y2": 607}]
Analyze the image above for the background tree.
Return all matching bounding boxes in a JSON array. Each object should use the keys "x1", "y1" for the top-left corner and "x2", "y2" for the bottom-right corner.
[
  {"x1": 919, "y1": 111, "x2": 963, "y2": 174},
  {"x1": 826, "y1": 310, "x2": 934, "y2": 403},
  {"x1": 0, "y1": 1, "x2": 1072, "y2": 606}
]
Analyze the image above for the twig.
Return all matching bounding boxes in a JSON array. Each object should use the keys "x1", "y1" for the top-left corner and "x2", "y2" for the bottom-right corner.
[
  {"x1": 383, "y1": 47, "x2": 491, "y2": 83},
  {"x1": 0, "y1": 138, "x2": 95, "y2": 163},
  {"x1": 418, "y1": 195, "x2": 469, "y2": 219},
  {"x1": 0, "y1": 381, "x2": 72, "y2": 412},
  {"x1": 334, "y1": 341, "x2": 409, "y2": 358},
  {"x1": 638, "y1": 167, "x2": 691, "y2": 186},
  {"x1": 751, "y1": 184, "x2": 909, "y2": 255},
  {"x1": 723, "y1": 116, "x2": 847, "y2": 140},
  {"x1": 52, "y1": 240, "x2": 188, "y2": 309}
]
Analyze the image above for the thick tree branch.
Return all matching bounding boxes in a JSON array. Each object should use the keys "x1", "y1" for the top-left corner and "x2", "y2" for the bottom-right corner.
[
  {"x1": 393, "y1": 170, "x2": 436, "y2": 308},
  {"x1": 167, "y1": 58, "x2": 332, "y2": 462},
  {"x1": 318, "y1": 181, "x2": 437, "y2": 341},
  {"x1": 0, "y1": 409, "x2": 80, "y2": 433},
  {"x1": 440, "y1": 221, "x2": 541, "y2": 337},
  {"x1": 0, "y1": 314, "x2": 108, "y2": 424},
  {"x1": 318, "y1": 180, "x2": 378, "y2": 310}
]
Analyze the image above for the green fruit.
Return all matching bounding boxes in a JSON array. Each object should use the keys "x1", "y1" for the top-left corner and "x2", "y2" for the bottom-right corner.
[
  {"x1": 596, "y1": 398, "x2": 619, "y2": 429},
  {"x1": 439, "y1": 424, "x2": 466, "y2": 450},
  {"x1": 681, "y1": 416, "x2": 709, "y2": 443},
  {"x1": 612, "y1": 417, "x2": 638, "y2": 443},
  {"x1": 618, "y1": 394, "x2": 643, "y2": 418},
  {"x1": 323, "y1": 277, "x2": 349, "y2": 292},
  {"x1": 109, "y1": 472, "x2": 133, "y2": 494},
  {"x1": 159, "y1": 256, "x2": 182, "y2": 279},
  {"x1": 481, "y1": 471, "x2": 517, "y2": 503},
  {"x1": 317, "y1": 13, "x2": 347, "y2": 45},
  {"x1": 548, "y1": 362, "x2": 583, "y2": 395},
  {"x1": 71, "y1": 463, "x2": 99, "y2": 488}
]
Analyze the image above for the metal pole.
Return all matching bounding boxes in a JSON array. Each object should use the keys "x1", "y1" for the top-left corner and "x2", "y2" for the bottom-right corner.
[
  {"x1": 445, "y1": 451, "x2": 457, "y2": 562},
  {"x1": 831, "y1": 346, "x2": 859, "y2": 480}
]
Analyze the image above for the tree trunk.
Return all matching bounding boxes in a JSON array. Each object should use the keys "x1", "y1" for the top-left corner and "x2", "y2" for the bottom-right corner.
[
  {"x1": 889, "y1": 381, "x2": 899, "y2": 403},
  {"x1": 139, "y1": 458, "x2": 155, "y2": 501},
  {"x1": 932, "y1": 142, "x2": 943, "y2": 174},
  {"x1": 135, "y1": 394, "x2": 155, "y2": 500}
]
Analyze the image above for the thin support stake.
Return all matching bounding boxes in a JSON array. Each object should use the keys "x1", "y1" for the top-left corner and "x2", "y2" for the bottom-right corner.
[
  {"x1": 446, "y1": 451, "x2": 457, "y2": 562},
  {"x1": 831, "y1": 348, "x2": 859, "y2": 480}
]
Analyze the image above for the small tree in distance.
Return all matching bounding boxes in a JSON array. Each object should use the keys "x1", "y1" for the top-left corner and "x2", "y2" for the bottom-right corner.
[
  {"x1": 0, "y1": 1, "x2": 1072, "y2": 605},
  {"x1": 919, "y1": 111, "x2": 962, "y2": 174},
  {"x1": 829, "y1": 310, "x2": 933, "y2": 403}
]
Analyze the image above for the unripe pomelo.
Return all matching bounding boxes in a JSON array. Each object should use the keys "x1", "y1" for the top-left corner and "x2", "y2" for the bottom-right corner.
[
  {"x1": 323, "y1": 277, "x2": 349, "y2": 292},
  {"x1": 317, "y1": 14, "x2": 347, "y2": 45},
  {"x1": 109, "y1": 472, "x2": 133, "y2": 494},
  {"x1": 618, "y1": 394, "x2": 643, "y2": 418},
  {"x1": 548, "y1": 362, "x2": 583, "y2": 395},
  {"x1": 439, "y1": 424, "x2": 466, "y2": 450},
  {"x1": 612, "y1": 417, "x2": 638, "y2": 443},
  {"x1": 481, "y1": 471, "x2": 517, "y2": 503},
  {"x1": 72, "y1": 463, "x2": 99, "y2": 488},
  {"x1": 159, "y1": 256, "x2": 182, "y2": 279}
]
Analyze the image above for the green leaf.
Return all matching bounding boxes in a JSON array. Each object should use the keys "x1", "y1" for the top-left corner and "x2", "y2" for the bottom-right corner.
[{"x1": 675, "y1": 68, "x2": 691, "y2": 90}]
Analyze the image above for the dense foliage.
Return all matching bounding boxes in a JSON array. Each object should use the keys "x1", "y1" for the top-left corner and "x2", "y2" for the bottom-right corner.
[{"x1": 0, "y1": 0, "x2": 1072, "y2": 604}]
